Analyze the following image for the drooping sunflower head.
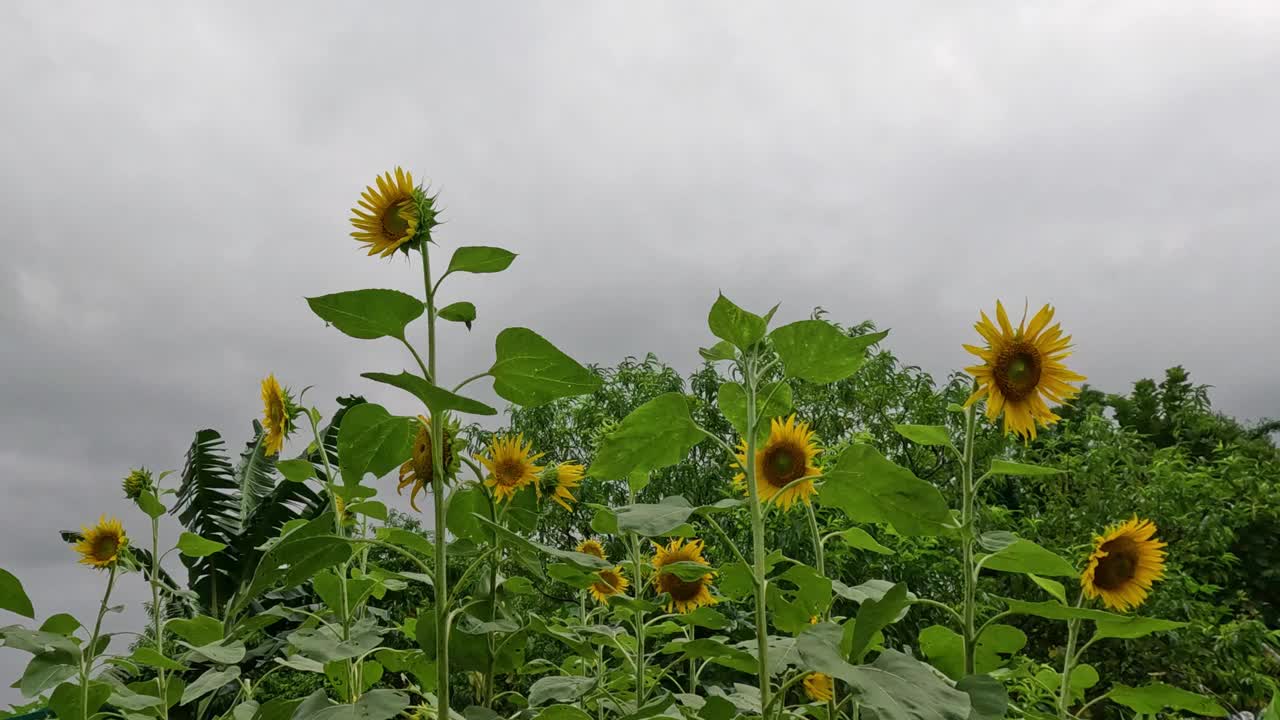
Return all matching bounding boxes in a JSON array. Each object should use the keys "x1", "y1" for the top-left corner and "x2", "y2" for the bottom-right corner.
[
  {"x1": 478, "y1": 434, "x2": 544, "y2": 503},
  {"x1": 260, "y1": 374, "x2": 299, "y2": 456},
  {"x1": 576, "y1": 538, "x2": 606, "y2": 560},
  {"x1": 652, "y1": 537, "x2": 717, "y2": 613},
  {"x1": 349, "y1": 167, "x2": 439, "y2": 258},
  {"x1": 733, "y1": 415, "x2": 821, "y2": 511},
  {"x1": 397, "y1": 416, "x2": 463, "y2": 512},
  {"x1": 74, "y1": 515, "x2": 128, "y2": 569},
  {"x1": 804, "y1": 673, "x2": 834, "y2": 703},
  {"x1": 121, "y1": 467, "x2": 154, "y2": 500},
  {"x1": 589, "y1": 566, "x2": 630, "y2": 605},
  {"x1": 963, "y1": 301, "x2": 1087, "y2": 440},
  {"x1": 1081, "y1": 516, "x2": 1167, "y2": 611},
  {"x1": 538, "y1": 463, "x2": 585, "y2": 511}
]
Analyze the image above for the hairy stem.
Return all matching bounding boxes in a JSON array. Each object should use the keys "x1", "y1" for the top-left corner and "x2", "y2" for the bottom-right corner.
[
  {"x1": 421, "y1": 235, "x2": 451, "y2": 715},
  {"x1": 960, "y1": 401, "x2": 978, "y2": 676},
  {"x1": 744, "y1": 358, "x2": 772, "y2": 714}
]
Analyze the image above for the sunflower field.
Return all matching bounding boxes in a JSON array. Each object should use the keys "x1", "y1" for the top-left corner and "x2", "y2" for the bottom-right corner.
[{"x1": 1, "y1": 168, "x2": 1276, "y2": 720}]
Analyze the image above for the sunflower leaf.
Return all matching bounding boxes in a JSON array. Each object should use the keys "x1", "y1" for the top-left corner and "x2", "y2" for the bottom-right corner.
[
  {"x1": 336, "y1": 404, "x2": 414, "y2": 486},
  {"x1": 769, "y1": 321, "x2": 889, "y2": 384},
  {"x1": 893, "y1": 424, "x2": 956, "y2": 451},
  {"x1": 1093, "y1": 616, "x2": 1187, "y2": 639},
  {"x1": 708, "y1": 293, "x2": 768, "y2": 350},
  {"x1": 437, "y1": 301, "x2": 477, "y2": 329},
  {"x1": 306, "y1": 289, "x2": 424, "y2": 341},
  {"x1": 613, "y1": 495, "x2": 696, "y2": 537},
  {"x1": 987, "y1": 459, "x2": 1063, "y2": 477},
  {"x1": 361, "y1": 371, "x2": 496, "y2": 416},
  {"x1": 489, "y1": 328, "x2": 602, "y2": 408},
  {"x1": 996, "y1": 597, "x2": 1126, "y2": 623},
  {"x1": 717, "y1": 381, "x2": 793, "y2": 444},
  {"x1": 1108, "y1": 683, "x2": 1227, "y2": 717},
  {"x1": 446, "y1": 246, "x2": 517, "y2": 275},
  {"x1": 820, "y1": 444, "x2": 953, "y2": 536},
  {"x1": 589, "y1": 393, "x2": 702, "y2": 480},
  {"x1": 919, "y1": 624, "x2": 1026, "y2": 681},
  {"x1": 0, "y1": 568, "x2": 34, "y2": 619},
  {"x1": 978, "y1": 538, "x2": 1077, "y2": 578},
  {"x1": 177, "y1": 532, "x2": 227, "y2": 558},
  {"x1": 847, "y1": 582, "x2": 909, "y2": 663}
]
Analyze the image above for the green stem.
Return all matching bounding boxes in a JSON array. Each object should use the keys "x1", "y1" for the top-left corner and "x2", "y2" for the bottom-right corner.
[
  {"x1": 149, "y1": 514, "x2": 167, "y2": 718},
  {"x1": 485, "y1": 496, "x2": 501, "y2": 709},
  {"x1": 82, "y1": 565, "x2": 118, "y2": 717},
  {"x1": 960, "y1": 400, "x2": 979, "y2": 677},
  {"x1": 761, "y1": 671, "x2": 811, "y2": 719},
  {"x1": 309, "y1": 412, "x2": 357, "y2": 701},
  {"x1": 452, "y1": 372, "x2": 490, "y2": 393},
  {"x1": 628, "y1": 486, "x2": 647, "y2": 705},
  {"x1": 913, "y1": 598, "x2": 966, "y2": 629},
  {"x1": 698, "y1": 514, "x2": 749, "y2": 566},
  {"x1": 686, "y1": 624, "x2": 698, "y2": 695},
  {"x1": 1058, "y1": 592, "x2": 1086, "y2": 720},
  {"x1": 420, "y1": 235, "x2": 451, "y2": 716},
  {"x1": 743, "y1": 358, "x2": 772, "y2": 715},
  {"x1": 805, "y1": 503, "x2": 838, "y2": 720}
]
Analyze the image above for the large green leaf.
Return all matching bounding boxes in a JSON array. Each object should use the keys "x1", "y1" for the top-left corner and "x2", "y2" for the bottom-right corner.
[
  {"x1": 978, "y1": 538, "x2": 1076, "y2": 577},
  {"x1": 918, "y1": 624, "x2": 1026, "y2": 680},
  {"x1": 336, "y1": 403, "x2": 414, "y2": 486},
  {"x1": 847, "y1": 582, "x2": 908, "y2": 663},
  {"x1": 769, "y1": 321, "x2": 888, "y2": 384},
  {"x1": 957, "y1": 675, "x2": 1008, "y2": 720},
  {"x1": 528, "y1": 676, "x2": 596, "y2": 706},
  {"x1": 1093, "y1": 616, "x2": 1187, "y2": 639},
  {"x1": 589, "y1": 393, "x2": 702, "y2": 479},
  {"x1": 446, "y1": 246, "x2": 517, "y2": 274},
  {"x1": 794, "y1": 624, "x2": 971, "y2": 720},
  {"x1": 489, "y1": 328, "x2": 602, "y2": 407},
  {"x1": 172, "y1": 428, "x2": 243, "y2": 616},
  {"x1": 707, "y1": 293, "x2": 767, "y2": 350},
  {"x1": 48, "y1": 680, "x2": 112, "y2": 720},
  {"x1": 181, "y1": 666, "x2": 240, "y2": 705},
  {"x1": 614, "y1": 496, "x2": 698, "y2": 537},
  {"x1": 893, "y1": 425, "x2": 955, "y2": 451},
  {"x1": 987, "y1": 459, "x2": 1062, "y2": 477},
  {"x1": 306, "y1": 289, "x2": 423, "y2": 341},
  {"x1": 659, "y1": 638, "x2": 758, "y2": 674},
  {"x1": 717, "y1": 381, "x2": 793, "y2": 443},
  {"x1": 1108, "y1": 683, "x2": 1227, "y2": 716},
  {"x1": 0, "y1": 568, "x2": 34, "y2": 619},
  {"x1": 471, "y1": 515, "x2": 609, "y2": 572},
  {"x1": 19, "y1": 650, "x2": 77, "y2": 697},
  {"x1": 831, "y1": 527, "x2": 893, "y2": 555},
  {"x1": 997, "y1": 598, "x2": 1125, "y2": 623},
  {"x1": 361, "y1": 371, "x2": 497, "y2": 416},
  {"x1": 819, "y1": 444, "x2": 953, "y2": 536}
]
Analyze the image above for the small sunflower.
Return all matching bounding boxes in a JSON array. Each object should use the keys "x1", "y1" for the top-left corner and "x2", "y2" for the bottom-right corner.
[
  {"x1": 397, "y1": 416, "x2": 462, "y2": 512},
  {"x1": 652, "y1": 538, "x2": 717, "y2": 613},
  {"x1": 478, "y1": 434, "x2": 544, "y2": 503},
  {"x1": 733, "y1": 415, "x2": 821, "y2": 511},
  {"x1": 963, "y1": 301, "x2": 1087, "y2": 440},
  {"x1": 1081, "y1": 516, "x2": 1167, "y2": 611},
  {"x1": 576, "y1": 538, "x2": 606, "y2": 559},
  {"x1": 74, "y1": 515, "x2": 128, "y2": 569},
  {"x1": 349, "y1": 167, "x2": 425, "y2": 258},
  {"x1": 260, "y1": 374, "x2": 297, "y2": 456},
  {"x1": 121, "y1": 467, "x2": 153, "y2": 500},
  {"x1": 538, "y1": 463, "x2": 585, "y2": 511},
  {"x1": 804, "y1": 673, "x2": 834, "y2": 703},
  {"x1": 589, "y1": 566, "x2": 630, "y2": 605}
]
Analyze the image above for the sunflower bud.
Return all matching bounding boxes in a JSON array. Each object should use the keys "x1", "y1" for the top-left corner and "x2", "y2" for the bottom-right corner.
[{"x1": 122, "y1": 468, "x2": 154, "y2": 500}]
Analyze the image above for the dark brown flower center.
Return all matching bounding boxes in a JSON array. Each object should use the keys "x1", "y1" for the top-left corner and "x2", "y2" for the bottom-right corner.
[
  {"x1": 1093, "y1": 537, "x2": 1139, "y2": 590},
  {"x1": 92, "y1": 535, "x2": 119, "y2": 560},
  {"x1": 657, "y1": 569, "x2": 705, "y2": 602},
  {"x1": 994, "y1": 340, "x2": 1043, "y2": 401},
  {"x1": 380, "y1": 200, "x2": 412, "y2": 238},
  {"x1": 763, "y1": 442, "x2": 807, "y2": 488},
  {"x1": 495, "y1": 459, "x2": 525, "y2": 487},
  {"x1": 594, "y1": 569, "x2": 623, "y2": 593},
  {"x1": 412, "y1": 428, "x2": 453, "y2": 482}
]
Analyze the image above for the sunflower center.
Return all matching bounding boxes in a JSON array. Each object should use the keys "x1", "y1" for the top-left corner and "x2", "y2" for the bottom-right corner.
[
  {"x1": 495, "y1": 459, "x2": 525, "y2": 487},
  {"x1": 994, "y1": 341, "x2": 1043, "y2": 401},
  {"x1": 380, "y1": 201, "x2": 412, "y2": 239},
  {"x1": 657, "y1": 572, "x2": 705, "y2": 602},
  {"x1": 1093, "y1": 538, "x2": 1139, "y2": 591},
  {"x1": 596, "y1": 569, "x2": 623, "y2": 592},
  {"x1": 92, "y1": 535, "x2": 119, "y2": 560},
  {"x1": 763, "y1": 442, "x2": 807, "y2": 488}
]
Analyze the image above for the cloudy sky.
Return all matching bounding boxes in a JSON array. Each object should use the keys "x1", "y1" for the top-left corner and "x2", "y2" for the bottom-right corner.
[{"x1": 2, "y1": 1, "x2": 1278, "y2": 702}]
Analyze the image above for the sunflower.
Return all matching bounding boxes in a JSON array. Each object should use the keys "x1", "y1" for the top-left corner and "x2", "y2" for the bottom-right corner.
[
  {"x1": 260, "y1": 374, "x2": 297, "y2": 456},
  {"x1": 733, "y1": 415, "x2": 821, "y2": 511},
  {"x1": 74, "y1": 515, "x2": 128, "y2": 569},
  {"x1": 963, "y1": 301, "x2": 1087, "y2": 440},
  {"x1": 538, "y1": 463, "x2": 585, "y2": 511},
  {"x1": 804, "y1": 673, "x2": 834, "y2": 703},
  {"x1": 589, "y1": 566, "x2": 630, "y2": 605},
  {"x1": 121, "y1": 467, "x2": 153, "y2": 500},
  {"x1": 576, "y1": 538, "x2": 606, "y2": 559},
  {"x1": 1081, "y1": 516, "x2": 1167, "y2": 611},
  {"x1": 652, "y1": 538, "x2": 716, "y2": 613},
  {"x1": 349, "y1": 167, "x2": 423, "y2": 258},
  {"x1": 478, "y1": 434, "x2": 544, "y2": 503},
  {"x1": 398, "y1": 416, "x2": 462, "y2": 512}
]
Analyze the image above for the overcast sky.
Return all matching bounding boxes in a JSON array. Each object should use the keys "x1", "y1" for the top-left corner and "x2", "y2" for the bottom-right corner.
[{"x1": 2, "y1": 1, "x2": 1278, "y2": 703}]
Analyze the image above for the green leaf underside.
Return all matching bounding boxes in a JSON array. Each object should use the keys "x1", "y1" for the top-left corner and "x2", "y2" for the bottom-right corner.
[
  {"x1": 489, "y1": 327, "x2": 602, "y2": 408},
  {"x1": 361, "y1": 370, "x2": 496, "y2": 416},
  {"x1": 306, "y1": 289, "x2": 424, "y2": 341}
]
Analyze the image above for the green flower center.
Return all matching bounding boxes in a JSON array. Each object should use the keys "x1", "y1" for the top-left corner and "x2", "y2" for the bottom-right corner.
[
  {"x1": 994, "y1": 341, "x2": 1042, "y2": 401},
  {"x1": 381, "y1": 200, "x2": 413, "y2": 238}
]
